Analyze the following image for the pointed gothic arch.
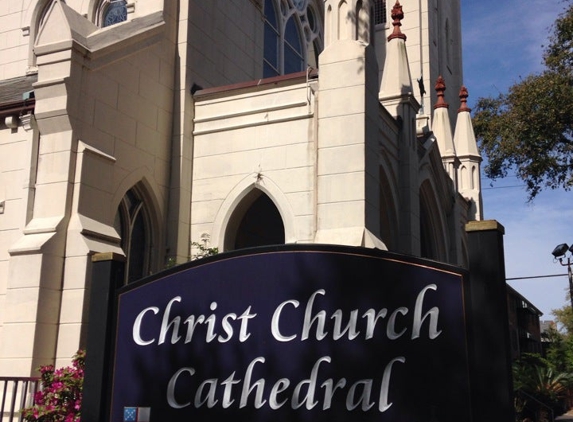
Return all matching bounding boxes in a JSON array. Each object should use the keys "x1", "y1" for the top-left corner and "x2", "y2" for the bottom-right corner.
[
  {"x1": 112, "y1": 178, "x2": 161, "y2": 284},
  {"x1": 263, "y1": 0, "x2": 323, "y2": 77},
  {"x1": 224, "y1": 189, "x2": 285, "y2": 251},
  {"x1": 209, "y1": 175, "x2": 297, "y2": 252},
  {"x1": 27, "y1": 0, "x2": 55, "y2": 68},
  {"x1": 419, "y1": 180, "x2": 447, "y2": 261},
  {"x1": 114, "y1": 185, "x2": 151, "y2": 283},
  {"x1": 379, "y1": 166, "x2": 398, "y2": 249}
]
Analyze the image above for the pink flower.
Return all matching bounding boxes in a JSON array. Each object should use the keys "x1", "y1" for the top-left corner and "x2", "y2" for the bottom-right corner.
[{"x1": 21, "y1": 350, "x2": 85, "y2": 422}]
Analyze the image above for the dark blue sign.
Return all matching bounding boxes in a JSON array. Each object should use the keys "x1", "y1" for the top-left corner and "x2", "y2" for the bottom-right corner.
[{"x1": 110, "y1": 246, "x2": 472, "y2": 422}]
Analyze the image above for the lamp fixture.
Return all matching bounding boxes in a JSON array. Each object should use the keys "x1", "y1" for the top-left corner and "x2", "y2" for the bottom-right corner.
[
  {"x1": 552, "y1": 242, "x2": 573, "y2": 310},
  {"x1": 552, "y1": 243, "x2": 569, "y2": 258}
]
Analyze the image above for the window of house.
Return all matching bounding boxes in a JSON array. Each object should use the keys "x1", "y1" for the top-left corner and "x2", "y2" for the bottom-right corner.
[
  {"x1": 374, "y1": 0, "x2": 387, "y2": 26},
  {"x1": 263, "y1": 0, "x2": 323, "y2": 78}
]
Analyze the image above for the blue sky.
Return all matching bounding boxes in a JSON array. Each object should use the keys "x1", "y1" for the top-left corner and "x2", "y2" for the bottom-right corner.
[{"x1": 461, "y1": 0, "x2": 573, "y2": 319}]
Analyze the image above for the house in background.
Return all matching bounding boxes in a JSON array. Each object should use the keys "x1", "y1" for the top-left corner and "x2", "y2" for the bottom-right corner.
[
  {"x1": 0, "y1": 0, "x2": 483, "y2": 376},
  {"x1": 507, "y1": 285, "x2": 543, "y2": 359}
]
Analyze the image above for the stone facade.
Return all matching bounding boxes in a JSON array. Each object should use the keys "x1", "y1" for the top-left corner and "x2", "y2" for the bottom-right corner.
[{"x1": 0, "y1": 0, "x2": 480, "y2": 375}]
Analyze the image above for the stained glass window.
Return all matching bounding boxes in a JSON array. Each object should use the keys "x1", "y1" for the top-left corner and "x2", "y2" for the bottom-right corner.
[
  {"x1": 263, "y1": 0, "x2": 322, "y2": 78},
  {"x1": 103, "y1": 0, "x2": 127, "y2": 27}
]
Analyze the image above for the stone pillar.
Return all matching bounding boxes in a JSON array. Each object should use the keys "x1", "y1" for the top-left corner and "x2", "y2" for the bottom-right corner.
[
  {"x1": 82, "y1": 252, "x2": 125, "y2": 422},
  {"x1": 466, "y1": 220, "x2": 514, "y2": 422},
  {"x1": 315, "y1": 0, "x2": 385, "y2": 248}
]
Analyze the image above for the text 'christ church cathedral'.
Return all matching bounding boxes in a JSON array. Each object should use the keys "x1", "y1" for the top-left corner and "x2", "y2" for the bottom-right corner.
[{"x1": 0, "y1": 0, "x2": 482, "y2": 375}]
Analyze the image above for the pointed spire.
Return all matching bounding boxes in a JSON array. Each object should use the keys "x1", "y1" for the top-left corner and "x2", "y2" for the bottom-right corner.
[
  {"x1": 379, "y1": 1, "x2": 414, "y2": 104},
  {"x1": 431, "y1": 76, "x2": 457, "y2": 182},
  {"x1": 388, "y1": 1, "x2": 407, "y2": 42},
  {"x1": 453, "y1": 85, "x2": 480, "y2": 157},
  {"x1": 453, "y1": 85, "x2": 482, "y2": 220},
  {"x1": 434, "y1": 76, "x2": 448, "y2": 109},
  {"x1": 457, "y1": 86, "x2": 471, "y2": 113}
]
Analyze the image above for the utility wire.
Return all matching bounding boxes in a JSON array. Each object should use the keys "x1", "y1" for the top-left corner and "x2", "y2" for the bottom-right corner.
[
  {"x1": 483, "y1": 185, "x2": 525, "y2": 190},
  {"x1": 507, "y1": 273, "x2": 568, "y2": 281}
]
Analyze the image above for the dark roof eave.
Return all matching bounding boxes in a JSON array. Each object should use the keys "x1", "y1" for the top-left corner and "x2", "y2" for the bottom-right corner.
[
  {"x1": 193, "y1": 69, "x2": 319, "y2": 99},
  {"x1": 0, "y1": 99, "x2": 35, "y2": 120}
]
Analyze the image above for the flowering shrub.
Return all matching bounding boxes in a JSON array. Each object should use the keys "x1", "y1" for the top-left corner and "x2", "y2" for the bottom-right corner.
[{"x1": 22, "y1": 350, "x2": 85, "y2": 422}]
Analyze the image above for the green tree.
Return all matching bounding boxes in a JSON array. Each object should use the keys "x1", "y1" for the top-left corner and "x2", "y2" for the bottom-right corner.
[
  {"x1": 543, "y1": 324, "x2": 573, "y2": 373},
  {"x1": 553, "y1": 305, "x2": 573, "y2": 334},
  {"x1": 473, "y1": 1, "x2": 573, "y2": 199},
  {"x1": 513, "y1": 353, "x2": 572, "y2": 420}
]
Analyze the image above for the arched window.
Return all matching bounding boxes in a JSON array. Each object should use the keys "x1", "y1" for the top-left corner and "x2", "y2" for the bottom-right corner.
[
  {"x1": 379, "y1": 167, "x2": 398, "y2": 249},
  {"x1": 419, "y1": 181, "x2": 446, "y2": 261},
  {"x1": 263, "y1": 0, "x2": 323, "y2": 77},
  {"x1": 419, "y1": 194, "x2": 436, "y2": 260},
  {"x1": 103, "y1": 1, "x2": 127, "y2": 27},
  {"x1": 224, "y1": 189, "x2": 285, "y2": 251},
  {"x1": 114, "y1": 187, "x2": 152, "y2": 284},
  {"x1": 27, "y1": 0, "x2": 56, "y2": 70},
  {"x1": 93, "y1": 0, "x2": 129, "y2": 28}
]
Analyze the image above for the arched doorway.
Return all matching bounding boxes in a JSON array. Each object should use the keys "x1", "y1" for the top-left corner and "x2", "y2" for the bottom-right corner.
[{"x1": 225, "y1": 189, "x2": 285, "y2": 251}]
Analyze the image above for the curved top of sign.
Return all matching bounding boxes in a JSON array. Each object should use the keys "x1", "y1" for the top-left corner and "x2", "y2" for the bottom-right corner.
[{"x1": 119, "y1": 244, "x2": 467, "y2": 294}]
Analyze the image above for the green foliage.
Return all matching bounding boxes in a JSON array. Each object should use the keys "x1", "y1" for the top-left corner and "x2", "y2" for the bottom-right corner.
[
  {"x1": 544, "y1": 326, "x2": 573, "y2": 373},
  {"x1": 191, "y1": 234, "x2": 218, "y2": 260},
  {"x1": 473, "y1": 1, "x2": 573, "y2": 199},
  {"x1": 513, "y1": 353, "x2": 572, "y2": 420},
  {"x1": 191, "y1": 241, "x2": 219, "y2": 260},
  {"x1": 164, "y1": 235, "x2": 219, "y2": 268},
  {"x1": 553, "y1": 304, "x2": 573, "y2": 334},
  {"x1": 544, "y1": 305, "x2": 573, "y2": 374},
  {"x1": 544, "y1": 2, "x2": 573, "y2": 75}
]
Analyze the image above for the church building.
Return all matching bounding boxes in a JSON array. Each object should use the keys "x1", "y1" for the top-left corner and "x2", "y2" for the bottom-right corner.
[{"x1": 0, "y1": 0, "x2": 482, "y2": 375}]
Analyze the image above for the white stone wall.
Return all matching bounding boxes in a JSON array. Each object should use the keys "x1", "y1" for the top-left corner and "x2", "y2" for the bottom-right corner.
[
  {"x1": 192, "y1": 78, "x2": 318, "y2": 250},
  {"x1": 0, "y1": 1, "x2": 31, "y2": 79},
  {"x1": 0, "y1": 0, "x2": 473, "y2": 376},
  {"x1": 0, "y1": 0, "x2": 168, "y2": 79},
  {"x1": 0, "y1": 121, "x2": 36, "y2": 364},
  {"x1": 0, "y1": 0, "x2": 179, "y2": 373},
  {"x1": 185, "y1": 0, "x2": 263, "y2": 88}
]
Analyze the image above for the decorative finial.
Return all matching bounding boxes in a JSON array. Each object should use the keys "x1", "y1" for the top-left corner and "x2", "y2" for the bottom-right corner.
[
  {"x1": 387, "y1": 1, "x2": 407, "y2": 42},
  {"x1": 458, "y1": 86, "x2": 471, "y2": 113},
  {"x1": 434, "y1": 76, "x2": 448, "y2": 109}
]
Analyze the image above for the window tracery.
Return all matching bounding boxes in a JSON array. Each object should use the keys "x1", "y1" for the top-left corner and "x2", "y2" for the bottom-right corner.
[
  {"x1": 263, "y1": 0, "x2": 323, "y2": 77},
  {"x1": 93, "y1": 0, "x2": 132, "y2": 28},
  {"x1": 115, "y1": 187, "x2": 152, "y2": 284}
]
